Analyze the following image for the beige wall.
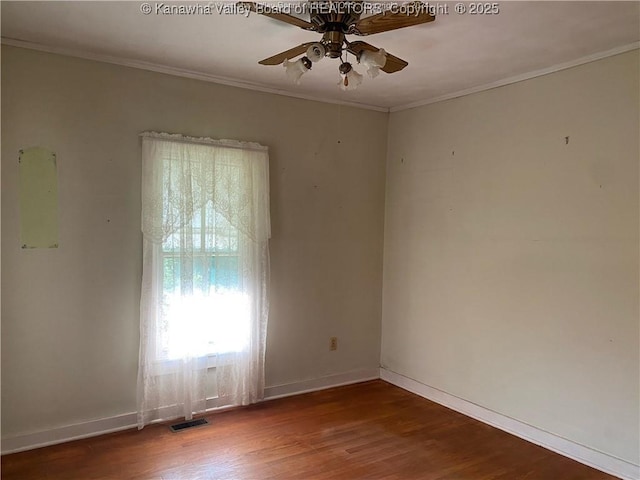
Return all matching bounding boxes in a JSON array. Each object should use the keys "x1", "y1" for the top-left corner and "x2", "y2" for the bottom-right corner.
[
  {"x1": 382, "y1": 50, "x2": 639, "y2": 464},
  {"x1": 1, "y1": 46, "x2": 387, "y2": 436}
]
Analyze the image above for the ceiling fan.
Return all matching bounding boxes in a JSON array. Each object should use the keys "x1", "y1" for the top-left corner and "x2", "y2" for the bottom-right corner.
[{"x1": 241, "y1": 1, "x2": 436, "y2": 90}]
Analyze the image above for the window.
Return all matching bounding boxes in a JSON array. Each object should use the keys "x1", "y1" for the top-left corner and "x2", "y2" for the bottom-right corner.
[
  {"x1": 160, "y1": 165, "x2": 247, "y2": 361},
  {"x1": 137, "y1": 132, "x2": 270, "y2": 428}
]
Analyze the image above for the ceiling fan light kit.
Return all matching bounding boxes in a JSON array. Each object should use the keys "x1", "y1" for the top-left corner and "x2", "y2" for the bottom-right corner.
[
  {"x1": 243, "y1": 1, "x2": 436, "y2": 91},
  {"x1": 338, "y1": 61, "x2": 363, "y2": 91},
  {"x1": 283, "y1": 57, "x2": 312, "y2": 84},
  {"x1": 359, "y1": 48, "x2": 387, "y2": 78},
  {"x1": 306, "y1": 42, "x2": 327, "y2": 62}
]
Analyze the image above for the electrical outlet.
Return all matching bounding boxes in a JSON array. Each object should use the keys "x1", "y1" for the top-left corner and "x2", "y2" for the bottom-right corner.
[{"x1": 330, "y1": 337, "x2": 338, "y2": 351}]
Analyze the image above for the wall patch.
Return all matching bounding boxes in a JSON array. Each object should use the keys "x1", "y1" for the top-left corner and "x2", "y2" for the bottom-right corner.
[{"x1": 19, "y1": 147, "x2": 59, "y2": 249}]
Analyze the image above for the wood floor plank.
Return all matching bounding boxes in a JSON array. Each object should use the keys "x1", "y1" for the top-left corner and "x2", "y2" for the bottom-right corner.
[{"x1": 1, "y1": 380, "x2": 616, "y2": 479}]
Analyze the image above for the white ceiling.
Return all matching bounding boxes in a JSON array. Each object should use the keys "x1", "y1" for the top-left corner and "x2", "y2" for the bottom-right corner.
[{"x1": 2, "y1": 1, "x2": 638, "y2": 110}]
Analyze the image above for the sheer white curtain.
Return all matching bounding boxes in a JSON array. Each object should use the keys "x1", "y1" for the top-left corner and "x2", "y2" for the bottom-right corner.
[{"x1": 137, "y1": 132, "x2": 270, "y2": 428}]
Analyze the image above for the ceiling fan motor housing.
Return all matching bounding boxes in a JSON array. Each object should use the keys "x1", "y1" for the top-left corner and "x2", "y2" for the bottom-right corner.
[
  {"x1": 311, "y1": 8, "x2": 361, "y2": 59},
  {"x1": 310, "y1": 10, "x2": 361, "y2": 32},
  {"x1": 321, "y1": 31, "x2": 346, "y2": 58}
]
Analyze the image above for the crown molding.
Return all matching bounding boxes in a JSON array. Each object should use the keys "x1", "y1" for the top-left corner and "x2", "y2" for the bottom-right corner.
[
  {"x1": 0, "y1": 37, "x2": 390, "y2": 113},
  {"x1": 2, "y1": 37, "x2": 638, "y2": 114},
  {"x1": 390, "y1": 42, "x2": 640, "y2": 112}
]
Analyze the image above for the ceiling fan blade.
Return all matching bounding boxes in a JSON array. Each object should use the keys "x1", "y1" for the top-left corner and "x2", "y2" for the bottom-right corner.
[
  {"x1": 350, "y1": 3, "x2": 435, "y2": 35},
  {"x1": 240, "y1": 2, "x2": 317, "y2": 31},
  {"x1": 347, "y1": 41, "x2": 408, "y2": 73},
  {"x1": 259, "y1": 43, "x2": 317, "y2": 65}
]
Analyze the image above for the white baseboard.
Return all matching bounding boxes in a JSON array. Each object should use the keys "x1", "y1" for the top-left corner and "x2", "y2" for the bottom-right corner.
[
  {"x1": 0, "y1": 412, "x2": 139, "y2": 455},
  {"x1": 1, "y1": 368, "x2": 380, "y2": 455},
  {"x1": 263, "y1": 368, "x2": 380, "y2": 400},
  {"x1": 380, "y1": 368, "x2": 640, "y2": 480}
]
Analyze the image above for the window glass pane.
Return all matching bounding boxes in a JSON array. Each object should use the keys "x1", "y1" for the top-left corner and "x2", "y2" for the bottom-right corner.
[
  {"x1": 163, "y1": 255, "x2": 180, "y2": 293},
  {"x1": 210, "y1": 255, "x2": 239, "y2": 289},
  {"x1": 161, "y1": 195, "x2": 244, "y2": 358}
]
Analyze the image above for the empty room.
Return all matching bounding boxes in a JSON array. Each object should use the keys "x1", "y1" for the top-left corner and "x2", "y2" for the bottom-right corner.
[{"x1": 1, "y1": 1, "x2": 638, "y2": 479}]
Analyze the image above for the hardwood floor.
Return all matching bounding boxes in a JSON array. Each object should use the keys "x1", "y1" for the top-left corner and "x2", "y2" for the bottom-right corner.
[{"x1": 1, "y1": 380, "x2": 616, "y2": 480}]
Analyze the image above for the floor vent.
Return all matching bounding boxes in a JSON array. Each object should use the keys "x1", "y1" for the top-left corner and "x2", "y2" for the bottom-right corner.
[{"x1": 169, "y1": 418, "x2": 209, "y2": 432}]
